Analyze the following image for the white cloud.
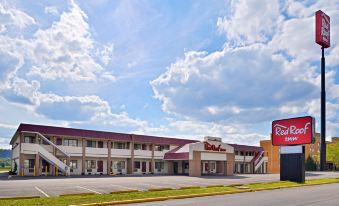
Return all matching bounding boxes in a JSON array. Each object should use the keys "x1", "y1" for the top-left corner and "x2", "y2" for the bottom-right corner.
[
  {"x1": 151, "y1": 45, "x2": 317, "y2": 123},
  {"x1": 96, "y1": 43, "x2": 114, "y2": 65},
  {"x1": 44, "y1": 6, "x2": 59, "y2": 16},
  {"x1": 217, "y1": 0, "x2": 282, "y2": 46},
  {"x1": 0, "y1": 137, "x2": 11, "y2": 149},
  {"x1": 27, "y1": 0, "x2": 103, "y2": 81},
  {"x1": 151, "y1": 0, "x2": 339, "y2": 143},
  {"x1": 0, "y1": 2, "x2": 35, "y2": 32}
]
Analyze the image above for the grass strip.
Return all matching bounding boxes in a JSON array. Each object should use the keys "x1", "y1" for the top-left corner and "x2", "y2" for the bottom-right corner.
[
  {"x1": 0, "y1": 178, "x2": 338, "y2": 206},
  {"x1": 59, "y1": 193, "x2": 95, "y2": 197}
]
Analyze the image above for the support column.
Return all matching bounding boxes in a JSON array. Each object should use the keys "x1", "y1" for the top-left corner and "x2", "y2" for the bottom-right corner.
[
  {"x1": 82, "y1": 138, "x2": 86, "y2": 175},
  {"x1": 107, "y1": 140, "x2": 111, "y2": 175},
  {"x1": 167, "y1": 161, "x2": 174, "y2": 175},
  {"x1": 19, "y1": 153, "x2": 24, "y2": 176},
  {"x1": 151, "y1": 144, "x2": 155, "y2": 174},
  {"x1": 19, "y1": 133, "x2": 24, "y2": 176},
  {"x1": 216, "y1": 161, "x2": 224, "y2": 174},
  {"x1": 225, "y1": 153, "x2": 235, "y2": 176},
  {"x1": 35, "y1": 153, "x2": 40, "y2": 176},
  {"x1": 51, "y1": 136, "x2": 56, "y2": 176},
  {"x1": 128, "y1": 135, "x2": 134, "y2": 174},
  {"x1": 189, "y1": 151, "x2": 201, "y2": 177}
]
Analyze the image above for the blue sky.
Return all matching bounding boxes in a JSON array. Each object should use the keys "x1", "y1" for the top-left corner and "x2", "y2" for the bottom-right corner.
[{"x1": 0, "y1": 0, "x2": 339, "y2": 148}]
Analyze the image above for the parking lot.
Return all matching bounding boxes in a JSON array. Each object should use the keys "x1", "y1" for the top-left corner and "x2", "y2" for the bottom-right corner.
[{"x1": 0, "y1": 172, "x2": 338, "y2": 198}]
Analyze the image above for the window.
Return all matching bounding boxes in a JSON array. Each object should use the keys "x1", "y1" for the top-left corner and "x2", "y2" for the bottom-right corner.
[
  {"x1": 70, "y1": 160, "x2": 77, "y2": 169},
  {"x1": 64, "y1": 139, "x2": 78, "y2": 147},
  {"x1": 24, "y1": 136, "x2": 34, "y2": 143},
  {"x1": 240, "y1": 151, "x2": 244, "y2": 156},
  {"x1": 98, "y1": 141, "x2": 104, "y2": 148},
  {"x1": 211, "y1": 162, "x2": 216, "y2": 170},
  {"x1": 155, "y1": 162, "x2": 164, "y2": 172},
  {"x1": 56, "y1": 138, "x2": 62, "y2": 145},
  {"x1": 142, "y1": 144, "x2": 147, "y2": 150},
  {"x1": 134, "y1": 161, "x2": 140, "y2": 169},
  {"x1": 235, "y1": 151, "x2": 239, "y2": 155},
  {"x1": 134, "y1": 144, "x2": 141, "y2": 150},
  {"x1": 87, "y1": 140, "x2": 96, "y2": 148},
  {"x1": 24, "y1": 159, "x2": 35, "y2": 173},
  {"x1": 117, "y1": 161, "x2": 125, "y2": 170},
  {"x1": 154, "y1": 145, "x2": 170, "y2": 151},
  {"x1": 114, "y1": 142, "x2": 127, "y2": 149},
  {"x1": 24, "y1": 159, "x2": 35, "y2": 169},
  {"x1": 86, "y1": 160, "x2": 96, "y2": 169}
]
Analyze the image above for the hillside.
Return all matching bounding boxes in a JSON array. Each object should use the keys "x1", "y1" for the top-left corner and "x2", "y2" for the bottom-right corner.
[{"x1": 0, "y1": 149, "x2": 11, "y2": 158}]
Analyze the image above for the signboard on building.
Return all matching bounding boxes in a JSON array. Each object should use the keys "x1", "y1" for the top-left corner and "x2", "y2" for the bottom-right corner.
[
  {"x1": 204, "y1": 142, "x2": 226, "y2": 152},
  {"x1": 315, "y1": 10, "x2": 330, "y2": 48},
  {"x1": 272, "y1": 116, "x2": 315, "y2": 146}
]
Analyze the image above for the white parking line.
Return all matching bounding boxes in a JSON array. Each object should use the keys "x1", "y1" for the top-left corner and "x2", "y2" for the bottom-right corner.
[
  {"x1": 35, "y1": 186, "x2": 50, "y2": 197},
  {"x1": 77, "y1": 186, "x2": 102, "y2": 194}
]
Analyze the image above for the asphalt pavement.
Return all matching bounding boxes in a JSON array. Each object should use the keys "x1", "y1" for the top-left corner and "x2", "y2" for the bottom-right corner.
[
  {"x1": 0, "y1": 171, "x2": 338, "y2": 198},
  {"x1": 130, "y1": 183, "x2": 339, "y2": 206}
]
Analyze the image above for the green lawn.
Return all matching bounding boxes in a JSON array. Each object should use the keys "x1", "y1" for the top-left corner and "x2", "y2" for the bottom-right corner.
[
  {"x1": 0, "y1": 167, "x2": 10, "y2": 172},
  {"x1": 0, "y1": 178, "x2": 338, "y2": 206}
]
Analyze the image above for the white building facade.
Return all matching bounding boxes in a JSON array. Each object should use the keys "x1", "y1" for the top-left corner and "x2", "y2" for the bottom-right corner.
[{"x1": 10, "y1": 124, "x2": 267, "y2": 177}]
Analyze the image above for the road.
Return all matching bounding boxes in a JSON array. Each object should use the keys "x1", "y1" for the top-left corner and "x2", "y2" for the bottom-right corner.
[
  {"x1": 130, "y1": 183, "x2": 339, "y2": 206},
  {"x1": 0, "y1": 171, "x2": 338, "y2": 198}
]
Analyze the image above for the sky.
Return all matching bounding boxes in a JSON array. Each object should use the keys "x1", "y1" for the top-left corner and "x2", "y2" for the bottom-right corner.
[{"x1": 0, "y1": 0, "x2": 339, "y2": 149}]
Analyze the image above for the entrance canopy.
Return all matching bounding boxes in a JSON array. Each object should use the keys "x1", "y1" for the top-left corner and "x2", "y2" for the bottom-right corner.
[{"x1": 164, "y1": 136, "x2": 235, "y2": 161}]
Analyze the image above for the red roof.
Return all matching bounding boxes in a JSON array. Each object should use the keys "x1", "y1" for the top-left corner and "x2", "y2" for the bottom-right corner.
[
  {"x1": 164, "y1": 144, "x2": 190, "y2": 160},
  {"x1": 229, "y1": 144, "x2": 263, "y2": 152},
  {"x1": 12, "y1": 123, "x2": 198, "y2": 145}
]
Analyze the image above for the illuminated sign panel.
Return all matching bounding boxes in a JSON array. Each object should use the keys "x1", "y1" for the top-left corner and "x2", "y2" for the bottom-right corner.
[
  {"x1": 315, "y1": 10, "x2": 330, "y2": 48},
  {"x1": 272, "y1": 116, "x2": 315, "y2": 146}
]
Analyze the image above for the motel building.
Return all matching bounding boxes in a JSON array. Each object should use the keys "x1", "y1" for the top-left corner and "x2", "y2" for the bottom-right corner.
[{"x1": 10, "y1": 124, "x2": 268, "y2": 177}]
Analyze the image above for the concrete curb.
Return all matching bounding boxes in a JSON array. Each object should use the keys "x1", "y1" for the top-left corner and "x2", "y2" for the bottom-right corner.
[
  {"x1": 0, "y1": 196, "x2": 40, "y2": 200},
  {"x1": 228, "y1": 183, "x2": 243, "y2": 187},
  {"x1": 70, "y1": 190, "x2": 253, "y2": 206},
  {"x1": 206, "y1": 184, "x2": 224, "y2": 188},
  {"x1": 148, "y1": 187, "x2": 174, "y2": 192},
  {"x1": 179, "y1": 186, "x2": 201, "y2": 190},
  {"x1": 110, "y1": 190, "x2": 139, "y2": 194}
]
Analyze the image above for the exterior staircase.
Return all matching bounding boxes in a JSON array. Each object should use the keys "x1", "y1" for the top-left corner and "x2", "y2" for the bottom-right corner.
[
  {"x1": 21, "y1": 131, "x2": 70, "y2": 175},
  {"x1": 252, "y1": 151, "x2": 265, "y2": 173}
]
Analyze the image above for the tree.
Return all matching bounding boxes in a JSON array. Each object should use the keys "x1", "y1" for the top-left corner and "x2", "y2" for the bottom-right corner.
[
  {"x1": 327, "y1": 141, "x2": 339, "y2": 170},
  {"x1": 305, "y1": 155, "x2": 317, "y2": 171}
]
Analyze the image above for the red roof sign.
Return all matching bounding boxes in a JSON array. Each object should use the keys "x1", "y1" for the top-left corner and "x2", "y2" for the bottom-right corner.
[
  {"x1": 315, "y1": 10, "x2": 330, "y2": 48},
  {"x1": 272, "y1": 116, "x2": 315, "y2": 146}
]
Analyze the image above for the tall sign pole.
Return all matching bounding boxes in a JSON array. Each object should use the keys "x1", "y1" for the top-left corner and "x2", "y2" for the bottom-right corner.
[{"x1": 315, "y1": 10, "x2": 330, "y2": 171}]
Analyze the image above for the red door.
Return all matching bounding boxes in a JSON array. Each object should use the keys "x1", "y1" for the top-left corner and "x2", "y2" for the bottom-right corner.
[
  {"x1": 142, "y1": 162, "x2": 146, "y2": 173},
  {"x1": 97, "y1": 161, "x2": 103, "y2": 173}
]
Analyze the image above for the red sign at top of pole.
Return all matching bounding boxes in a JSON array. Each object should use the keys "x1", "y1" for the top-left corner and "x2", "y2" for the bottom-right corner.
[
  {"x1": 272, "y1": 116, "x2": 315, "y2": 146},
  {"x1": 315, "y1": 10, "x2": 330, "y2": 48}
]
